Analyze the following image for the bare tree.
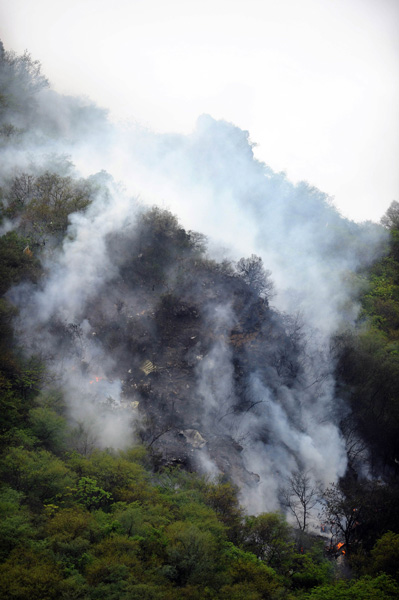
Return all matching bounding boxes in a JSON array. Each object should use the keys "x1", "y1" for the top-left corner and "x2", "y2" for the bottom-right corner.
[
  {"x1": 7, "y1": 173, "x2": 35, "y2": 215},
  {"x1": 70, "y1": 421, "x2": 97, "y2": 456},
  {"x1": 236, "y1": 254, "x2": 274, "y2": 299},
  {"x1": 340, "y1": 417, "x2": 368, "y2": 471},
  {"x1": 319, "y1": 482, "x2": 362, "y2": 556},
  {"x1": 281, "y1": 468, "x2": 322, "y2": 531}
]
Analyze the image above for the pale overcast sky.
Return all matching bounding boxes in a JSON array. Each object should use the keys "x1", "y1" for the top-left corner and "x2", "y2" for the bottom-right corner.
[{"x1": 1, "y1": 0, "x2": 398, "y2": 222}]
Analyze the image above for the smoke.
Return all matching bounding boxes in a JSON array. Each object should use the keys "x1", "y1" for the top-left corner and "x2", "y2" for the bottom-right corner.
[
  {"x1": 1, "y1": 44, "x2": 388, "y2": 514},
  {"x1": 195, "y1": 303, "x2": 237, "y2": 422}
]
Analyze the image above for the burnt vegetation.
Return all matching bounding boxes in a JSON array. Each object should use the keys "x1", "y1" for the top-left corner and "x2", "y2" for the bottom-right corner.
[
  {"x1": 0, "y1": 43, "x2": 399, "y2": 599},
  {"x1": 79, "y1": 205, "x2": 296, "y2": 479}
]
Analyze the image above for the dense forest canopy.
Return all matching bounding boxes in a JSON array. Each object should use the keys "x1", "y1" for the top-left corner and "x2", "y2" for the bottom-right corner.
[{"x1": 0, "y1": 43, "x2": 398, "y2": 599}]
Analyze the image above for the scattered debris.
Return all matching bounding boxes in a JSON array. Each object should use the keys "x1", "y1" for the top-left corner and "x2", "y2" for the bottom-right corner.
[
  {"x1": 180, "y1": 429, "x2": 207, "y2": 448},
  {"x1": 140, "y1": 360, "x2": 156, "y2": 375}
]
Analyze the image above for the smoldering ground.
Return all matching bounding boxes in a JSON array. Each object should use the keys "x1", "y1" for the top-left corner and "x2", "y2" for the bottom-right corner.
[{"x1": 1, "y1": 44, "x2": 388, "y2": 516}]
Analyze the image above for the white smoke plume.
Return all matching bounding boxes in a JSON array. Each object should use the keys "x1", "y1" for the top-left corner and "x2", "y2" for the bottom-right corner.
[{"x1": 1, "y1": 45, "x2": 388, "y2": 513}]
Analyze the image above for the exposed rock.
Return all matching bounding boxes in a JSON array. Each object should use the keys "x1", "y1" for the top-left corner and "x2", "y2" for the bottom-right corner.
[{"x1": 179, "y1": 429, "x2": 207, "y2": 448}]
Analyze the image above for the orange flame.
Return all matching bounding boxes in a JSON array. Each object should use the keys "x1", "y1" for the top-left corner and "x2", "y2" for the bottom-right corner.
[
  {"x1": 336, "y1": 542, "x2": 346, "y2": 554},
  {"x1": 89, "y1": 376, "x2": 104, "y2": 384}
]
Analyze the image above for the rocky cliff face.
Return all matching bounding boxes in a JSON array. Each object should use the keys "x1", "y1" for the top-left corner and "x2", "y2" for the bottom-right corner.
[
  {"x1": 9, "y1": 197, "x2": 351, "y2": 512},
  {"x1": 0, "y1": 45, "x2": 389, "y2": 516},
  {"x1": 37, "y1": 208, "x2": 300, "y2": 499}
]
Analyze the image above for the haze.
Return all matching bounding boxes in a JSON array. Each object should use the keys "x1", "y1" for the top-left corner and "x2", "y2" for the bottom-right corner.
[{"x1": 1, "y1": 0, "x2": 398, "y2": 222}]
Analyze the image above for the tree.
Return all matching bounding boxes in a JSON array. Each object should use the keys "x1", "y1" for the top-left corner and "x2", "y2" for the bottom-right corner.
[
  {"x1": 164, "y1": 521, "x2": 219, "y2": 586},
  {"x1": 0, "y1": 231, "x2": 41, "y2": 295},
  {"x1": 339, "y1": 416, "x2": 368, "y2": 472},
  {"x1": 370, "y1": 531, "x2": 399, "y2": 582},
  {"x1": 67, "y1": 448, "x2": 148, "y2": 501},
  {"x1": 0, "y1": 487, "x2": 34, "y2": 560},
  {"x1": 45, "y1": 507, "x2": 93, "y2": 573},
  {"x1": 69, "y1": 421, "x2": 98, "y2": 456},
  {"x1": 302, "y1": 574, "x2": 399, "y2": 600},
  {"x1": 84, "y1": 535, "x2": 141, "y2": 592},
  {"x1": 5, "y1": 173, "x2": 35, "y2": 215},
  {"x1": 281, "y1": 469, "x2": 321, "y2": 532},
  {"x1": 381, "y1": 201, "x2": 399, "y2": 230},
  {"x1": 29, "y1": 406, "x2": 67, "y2": 454},
  {"x1": 290, "y1": 553, "x2": 333, "y2": 591},
  {"x1": 0, "y1": 446, "x2": 75, "y2": 507},
  {"x1": 0, "y1": 548, "x2": 63, "y2": 600},
  {"x1": 204, "y1": 480, "x2": 243, "y2": 543},
  {"x1": 0, "y1": 47, "x2": 48, "y2": 128},
  {"x1": 242, "y1": 512, "x2": 294, "y2": 571},
  {"x1": 75, "y1": 476, "x2": 113, "y2": 511},
  {"x1": 19, "y1": 172, "x2": 93, "y2": 242},
  {"x1": 220, "y1": 544, "x2": 283, "y2": 600},
  {"x1": 320, "y1": 482, "x2": 362, "y2": 555},
  {"x1": 236, "y1": 254, "x2": 273, "y2": 299}
]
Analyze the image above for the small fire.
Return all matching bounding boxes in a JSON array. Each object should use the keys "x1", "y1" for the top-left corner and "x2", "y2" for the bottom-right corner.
[
  {"x1": 89, "y1": 376, "x2": 104, "y2": 384},
  {"x1": 336, "y1": 542, "x2": 346, "y2": 555}
]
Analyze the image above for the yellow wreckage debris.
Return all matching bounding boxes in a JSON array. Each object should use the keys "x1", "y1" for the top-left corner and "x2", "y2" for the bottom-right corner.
[
  {"x1": 23, "y1": 246, "x2": 33, "y2": 258},
  {"x1": 140, "y1": 360, "x2": 156, "y2": 375},
  {"x1": 180, "y1": 429, "x2": 207, "y2": 449}
]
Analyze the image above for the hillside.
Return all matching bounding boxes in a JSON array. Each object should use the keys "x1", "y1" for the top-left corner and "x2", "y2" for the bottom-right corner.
[{"x1": 0, "y1": 43, "x2": 399, "y2": 599}]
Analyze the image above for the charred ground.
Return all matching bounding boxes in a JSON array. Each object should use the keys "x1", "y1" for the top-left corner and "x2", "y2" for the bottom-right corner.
[{"x1": 54, "y1": 206, "x2": 301, "y2": 484}]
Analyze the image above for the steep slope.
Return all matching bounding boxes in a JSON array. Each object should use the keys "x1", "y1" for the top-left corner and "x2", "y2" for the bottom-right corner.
[{"x1": 0, "y1": 43, "x2": 389, "y2": 514}]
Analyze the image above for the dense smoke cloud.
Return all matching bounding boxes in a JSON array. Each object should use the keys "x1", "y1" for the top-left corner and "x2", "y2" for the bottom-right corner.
[{"x1": 1, "y1": 45, "x2": 388, "y2": 517}]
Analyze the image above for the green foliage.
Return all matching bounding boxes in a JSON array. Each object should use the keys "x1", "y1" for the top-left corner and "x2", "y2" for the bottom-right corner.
[
  {"x1": 335, "y1": 208, "x2": 399, "y2": 470},
  {"x1": 290, "y1": 553, "x2": 332, "y2": 590},
  {"x1": 221, "y1": 543, "x2": 283, "y2": 599},
  {"x1": 109, "y1": 206, "x2": 206, "y2": 291},
  {"x1": 178, "y1": 500, "x2": 227, "y2": 540},
  {"x1": 0, "y1": 297, "x2": 17, "y2": 344},
  {"x1": 0, "y1": 45, "x2": 397, "y2": 597},
  {"x1": 0, "y1": 352, "x2": 46, "y2": 449},
  {"x1": 113, "y1": 502, "x2": 147, "y2": 537},
  {"x1": 337, "y1": 333, "x2": 399, "y2": 466},
  {"x1": 203, "y1": 480, "x2": 243, "y2": 542},
  {"x1": 0, "y1": 431, "x2": 388, "y2": 599},
  {"x1": 67, "y1": 449, "x2": 149, "y2": 502},
  {"x1": 0, "y1": 47, "x2": 48, "y2": 134},
  {"x1": 303, "y1": 573, "x2": 399, "y2": 600},
  {"x1": 0, "y1": 447, "x2": 75, "y2": 507},
  {"x1": 370, "y1": 531, "x2": 399, "y2": 582},
  {"x1": 120, "y1": 583, "x2": 175, "y2": 599},
  {"x1": 0, "y1": 487, "x2": 34, "y2": 560},
  {"x1": 85, "y1": 535, "x2": 141, "y2": 586},
  {"x1": 381, "y1": 201, "x2": 399, "y2": 231},
  {"x1": 164, "y1": 521, "x2": 219, "y2": 586},
  {"x1": 75, "y1": 477, "x2": 113, "y2": 511},
  {"x1": 28, "y1": 406, "x2": 67, "y2": 453},
  {"x1": 111, "y1": 502, "x2": 169, "y2": 562},
  {"x1": 18, "y1": 172, "x2": 94, "y2": 241},
  {"x1": 0, "y1": 548, "x2": 63, "y2": 600},
  {"x1": 46, "y1": 506, "x2": 92, "y2": 542},
  {"x1": 0, "y1": 231, "x2": 41, "y2": 294},
  {"x1": 242, "y1": 512, "x2": 294, "y2": 571},
  {"x1": 361, "y1": 258, "x2": 399, "y2": 333},
  {"x1": 1, "y1": 168, "x2": 96, "y2": 249},
  {"x1": 13, "y1": 355, "x2": 46, "y2": 400}
]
